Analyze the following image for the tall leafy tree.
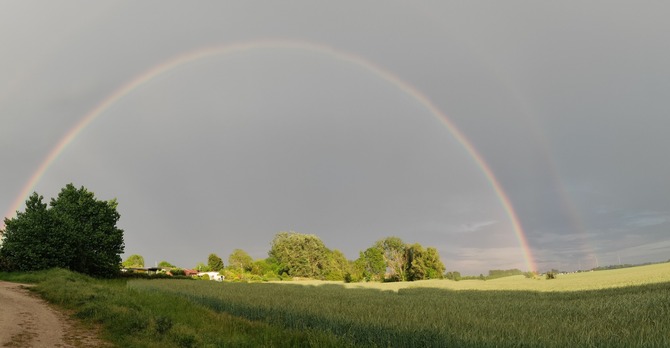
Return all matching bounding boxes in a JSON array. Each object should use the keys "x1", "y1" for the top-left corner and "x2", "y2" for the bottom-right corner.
[
  {"x1": 375, "y1": 236, "x2": 407, "y2": 281},
  {"x1": 207, "y1": 253, "x2": 224, "y2": 271},
  {"x1": 405, "y1": 243, "x2": 428, "y2": 281},
  {"x1": 0, "y1": 193, "x2": 57, "y2": 271},
  {"x1": 323, "y1": 249, "x2": 350, "y2": 281},
  {"x1": 49, "y1": 184, "x2": 124, "y2": 276},
  {"x1": 423, "y1": 247, "x2": 446, "y2": 279},
  {"x1": 268, "y1": 231, "x2": 329, "y2": 278},
  {"x1": 354, "y1": 246, "x2": 386, "y2": 281},
  {"x1": 228, "y1": 249, "x2": 253, "y2": 272},
  {"x1": 405, "y1": 244, "x2": 446, "y2": 281},
  {"x1": 0, "y1": 184, "x2": 124, "y2": 277}
]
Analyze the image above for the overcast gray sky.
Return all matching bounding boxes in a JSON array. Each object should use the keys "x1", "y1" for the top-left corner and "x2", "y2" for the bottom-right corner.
[{"x1": 1, "y1": 1, "x2": 668, "y2": 274}]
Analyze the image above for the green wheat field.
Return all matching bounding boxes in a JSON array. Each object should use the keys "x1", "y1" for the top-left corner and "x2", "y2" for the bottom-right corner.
[{"x1": 2, "y1": 263, "x2": 669, "y2": 347}]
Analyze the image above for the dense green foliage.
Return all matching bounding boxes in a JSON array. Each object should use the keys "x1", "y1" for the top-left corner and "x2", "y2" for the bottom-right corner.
[
  {"x1": 228, "y1": 249, "x2": 253, "y2": 272},
  {"x1": 0, "y1": 184, "x2": 124, "y2": 277},
  {"x1": 445, "y1": 271, "x2": 462, "y2": 281},
  {"x1": 352, "y1": 236, "x2": 445, "y2": 282},
  {"x1": 405, "y1": 244, "x2": 445, "y2": 280},
  {"x1": 194, "y1": 261, "x2": 210, "y2": 272},
  {"x1": 123, "y1": 254, "x2": 145, "y2": 268},
  {"x1": 269, "y1": 231, "x2": 331, "y2": 278},
  {"x1": 353, "y1": 246, "x2": 386, "y2": 281},
  {"x1": 322, "y1": 249, "x2": 349, "y2": 281},
  {"x1": 207, "y1": 253, "x2": 224, "y2": 272},
  {"x1": 131, "y1": 278, "x2": 670, "y2": 347},
  {"x1": 265, "y1": 233, "x2": 446, "y2": 282},
  {"x1": 375, "y1": 236, "x2": 407, "y2": 281}
]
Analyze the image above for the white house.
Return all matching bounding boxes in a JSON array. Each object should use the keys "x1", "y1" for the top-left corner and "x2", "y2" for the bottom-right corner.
[{"x1": 197, "y1": 271, "x2": 224, "y2": 282}]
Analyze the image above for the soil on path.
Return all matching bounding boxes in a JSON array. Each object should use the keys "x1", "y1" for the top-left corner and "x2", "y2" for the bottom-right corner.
[{"x1": 0, "y1": 281, "x2": 110, "y2": 347}]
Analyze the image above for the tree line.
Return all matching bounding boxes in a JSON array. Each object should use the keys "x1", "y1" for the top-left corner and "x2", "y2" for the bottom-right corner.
[
  {"x1": 124, "y1": 231, "x2": 446, "y2": 282},
  {"x1": 1, "y1": 184, "x2": 446, "y2": 282}
]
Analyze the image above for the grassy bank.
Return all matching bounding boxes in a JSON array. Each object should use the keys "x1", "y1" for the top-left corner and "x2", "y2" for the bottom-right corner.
[
  {"x1": 2, "y1": 264, "x2": 670, "y2": 347},
  {"x1": 0, "y1": 269, "x2": 346, "y2": 347}
]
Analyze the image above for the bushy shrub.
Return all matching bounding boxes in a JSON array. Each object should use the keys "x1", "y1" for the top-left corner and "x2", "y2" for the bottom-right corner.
[
  {"x1": 248, "y1": 274, "x2": 263, "y2": 282},
  {"x1": 171, "y1": 268, "x2": 186, "y2": 276},
  {"x1": 262, "y1": 271, "x2": 280, "y2": 282},
  {"x1": 222, "y1": 269, "x2": 242, "y2": 281},
  {"x1": 545, "y1": 271, "x2": 557, "y2": 280}
]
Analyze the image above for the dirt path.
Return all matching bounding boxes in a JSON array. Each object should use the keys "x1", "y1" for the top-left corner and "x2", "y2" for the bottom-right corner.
[{"x1": 0, "y1": 281, "x2": 109, "y2": 347}]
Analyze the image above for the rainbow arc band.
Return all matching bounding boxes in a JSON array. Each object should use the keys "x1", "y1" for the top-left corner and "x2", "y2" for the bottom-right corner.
[{"x1": 2, "y1": 39, "x2": 536, "y2": 272}]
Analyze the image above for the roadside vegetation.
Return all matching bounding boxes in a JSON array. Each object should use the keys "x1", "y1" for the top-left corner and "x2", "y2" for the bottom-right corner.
[{"x1": 0, "y1": 269, "x2": 345, "y2": 347}]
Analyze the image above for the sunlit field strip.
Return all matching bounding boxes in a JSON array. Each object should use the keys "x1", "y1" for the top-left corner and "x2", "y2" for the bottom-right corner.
[
  {"x1": 130, "y1": 263, "x2": 670, "y2": 347},
  {"x1": 311, "y1": 262, "x2": 670, "y2": 292}
]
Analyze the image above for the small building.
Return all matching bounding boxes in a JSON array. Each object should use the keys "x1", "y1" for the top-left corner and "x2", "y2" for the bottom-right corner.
[
  {"x1": 183, "y1": 269, "x2": 199, "y2": 277},
  {"x1": 198, "y1": 271, "x2": 224, "y2": 282}
]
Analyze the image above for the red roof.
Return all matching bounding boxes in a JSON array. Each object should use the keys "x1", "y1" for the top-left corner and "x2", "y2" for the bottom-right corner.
[{"x1": 183, "y1": 269, "x2": 199, "y2": 276}]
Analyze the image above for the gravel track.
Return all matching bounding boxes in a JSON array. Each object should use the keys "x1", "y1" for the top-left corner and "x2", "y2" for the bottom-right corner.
[{"x1": 0, "y1": 281, "x2": 109, "y2": 347}]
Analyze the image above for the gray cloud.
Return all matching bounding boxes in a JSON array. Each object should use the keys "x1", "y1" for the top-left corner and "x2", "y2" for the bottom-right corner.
[{"x1": 2, "y1": 2, "x2": 669, "y2": 274}]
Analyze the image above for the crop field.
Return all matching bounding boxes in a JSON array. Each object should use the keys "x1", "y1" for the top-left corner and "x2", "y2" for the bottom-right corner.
[
  {"x1": 129, "y1": 263, "x2": 670, "y2": 347},
  {"x1": 304, "y1": 262, "x2": 670, "y2": 292},
  {"x1": 2, "y1": 264, "x2": 669, "y2": 347}
]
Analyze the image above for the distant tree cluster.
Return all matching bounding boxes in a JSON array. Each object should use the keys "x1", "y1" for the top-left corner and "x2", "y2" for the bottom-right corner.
[
  {"x1": 177, "y1": 232, "x2": 448, "y2": 283},
  {"x1": 268, "y1": 231, "x2": 347, "y2": 280},
  {"x1": 348, "y1": 237, "x2": 445, "y2": 282},
  {"x1": 266, "y1": 232, "x2": 446, "y2": 282},
  {"x1": 158, "y1": 260, "x2": 175, "y2": 268},
  {"x1": 123, "y1": 254, "x2": 145, "y2": 268},
  {"x1": 445, "y1": 271, "x2": 462, "y2": 281},
  {"x1": 0, "y1": 184, "x2": 124, "y2": 277}
]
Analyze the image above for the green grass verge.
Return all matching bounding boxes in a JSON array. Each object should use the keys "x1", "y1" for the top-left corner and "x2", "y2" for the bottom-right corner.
[{"x1": 0, "y1": 269, "x2": 348, "y2": 347}]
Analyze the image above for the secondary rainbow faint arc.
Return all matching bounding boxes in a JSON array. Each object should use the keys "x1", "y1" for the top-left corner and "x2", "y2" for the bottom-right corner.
[{"x1": 3, "y1": 39, "x2": 537, "y2": 272}]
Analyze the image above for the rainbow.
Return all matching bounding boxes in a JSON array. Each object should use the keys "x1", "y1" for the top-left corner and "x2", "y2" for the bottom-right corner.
[
  {"x1": 1, "y1": 39, "x2": 537, "y2": 272},
  {"x1": 489, "y1": 74, "x2": 596, "y2": 270}
]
